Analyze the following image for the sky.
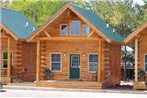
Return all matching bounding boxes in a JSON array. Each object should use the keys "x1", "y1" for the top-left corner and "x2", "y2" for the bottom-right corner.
[{"x1": 133, "y1": 0, "x2": 145, "y2": 5}]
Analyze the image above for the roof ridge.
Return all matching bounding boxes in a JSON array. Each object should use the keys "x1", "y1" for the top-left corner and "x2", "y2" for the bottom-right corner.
[{"x1": 0, "y1": 7, "x2": 21, "y2": 13}]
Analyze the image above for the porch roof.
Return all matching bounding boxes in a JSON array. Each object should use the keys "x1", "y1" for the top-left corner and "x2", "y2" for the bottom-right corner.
[{"x1": 0, "y1": 7, "x2": 37, "y2": 40}]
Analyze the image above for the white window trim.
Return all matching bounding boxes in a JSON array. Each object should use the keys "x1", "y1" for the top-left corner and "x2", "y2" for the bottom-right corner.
[
  {"x1": 50, "y1": 53, "x2": 62, "y2": 72},
  {"x1": 2, "y1": 50, "x2": 13, "y2": 69},
  {"x1": 60, "y1": 24, "x2": 68, "y2": 36},
  {"x1": 88, "y1": 53, "x2": 98, "y2": 73},
  {"x1": 69, "y1": 20, "x2": 81, "y2": 36},
  {"x1": 82, "y1": 24, "x2": 90, "y2": 36},
  {"x1": 144, "y1": 54, "x2": 147, "y2": 72}
]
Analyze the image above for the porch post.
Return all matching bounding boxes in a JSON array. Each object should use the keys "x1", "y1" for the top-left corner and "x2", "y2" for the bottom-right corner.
[
  {"x1": 98, "y1": 39, "x2": 102, "y2": 82},
  {"x1": 36, "y1": 40, "x2": 41, "y2": 81},
  {"x1": 7, "y1": 37, "x2": 11, "y2": 77},
  {"x1": 135, "y1": 38, "x2": 138, "y2": 82}
]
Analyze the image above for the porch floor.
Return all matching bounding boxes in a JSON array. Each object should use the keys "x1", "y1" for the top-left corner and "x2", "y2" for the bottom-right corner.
[
  {"x1": 35, "y1": 80, "x2": 102, "y2": 89},
  {"x1": 133, "y1": 82, "x2": 147, "y2": 90}
]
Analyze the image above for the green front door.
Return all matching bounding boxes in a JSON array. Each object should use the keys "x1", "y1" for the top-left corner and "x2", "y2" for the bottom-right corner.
[{"x1": 70, "y1": 54, "x2": 80, "y2": 79}]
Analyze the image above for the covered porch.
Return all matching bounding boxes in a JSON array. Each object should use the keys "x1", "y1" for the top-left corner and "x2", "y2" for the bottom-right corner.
[{"x1": 34, "y1": 37, "x2": 103, "y2": 89}]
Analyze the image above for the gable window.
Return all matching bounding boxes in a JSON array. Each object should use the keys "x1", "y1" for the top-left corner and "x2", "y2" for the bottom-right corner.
[
  {"x1": 70, "y1": 21, "x2": 80, "y2": 36},
  {"x1": 144, "y1": 55, "x2": 147, "y2": 72},
  {"x1": 60, "y1": 24, "x2": 68, "y2": 35},
  {"x1": 88, "y1": 54, "x2": 98, "y2": 72},
  {"x1": 83, "y1": 24, "x2": 90, "y2": 36},
  {"x1": 0, "y1": 29, "x2": 4, "y2": 34},
  {"x1": 2, "y1": 51, "x2": 13, "y2": 69},
  {"x1": 51, "y1": 53, "x2": 61, "y2": 72}
]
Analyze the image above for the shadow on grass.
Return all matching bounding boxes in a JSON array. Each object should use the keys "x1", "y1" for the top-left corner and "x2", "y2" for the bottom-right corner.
[
  {"x1": 0, "y1": 89, "x2": 7, "y2": 92},
  {"x1": 107, "y1": 85, "x2": 133, "y2": 90}
]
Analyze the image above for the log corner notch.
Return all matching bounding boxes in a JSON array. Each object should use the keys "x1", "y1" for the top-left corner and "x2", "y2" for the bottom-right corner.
[
  {"x1": 36, "y1": 40, "x2": 41, "y2": 81},
  {"x1": 98, "y1": 39, "x2": 103, "y2": 82}
]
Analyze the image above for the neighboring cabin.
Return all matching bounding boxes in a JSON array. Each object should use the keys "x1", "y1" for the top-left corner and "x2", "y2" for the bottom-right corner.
[
  {"x1": 0, "y1": 7, "x2": 37, "y2": 83},
  {"x1": 124, "y1": 22, "x2": 147, "y2": 90},
  {"x1": 27, "y1": 3, "x2": 124, "y2": 89}
]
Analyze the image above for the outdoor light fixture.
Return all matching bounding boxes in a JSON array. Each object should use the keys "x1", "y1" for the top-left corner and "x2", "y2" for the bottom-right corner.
[
  {"x1": 63, "y1": 52, "x2": 67, "y2": 56},
  {"x1": 82, "y1": 53, "x2": 86, "y2": 57}
]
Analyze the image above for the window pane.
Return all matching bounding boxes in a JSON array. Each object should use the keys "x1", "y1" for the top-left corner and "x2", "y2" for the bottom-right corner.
[
  {"x1": 11, "y1": 52, "x2": 13, "y2": 59},
  {"x1": 60, "y1": 24, "x2": 68, "y2": 35},
  {"x1": 3, "y1": 60, "x2": 7, "y2": 68},
  {"x1": 3, "y1": 52, "x2": 7, "y2": 59},
  {"x1": 145, "y1": 64, "x2": 147, "y2": 71},
  {"x1": 89, "y1": 54, "x2": 98, "y2": 72},
  {"x1": 3, "y1": 52, "x2": 12, "y2": 59},
  {"x1": 89, "y1": 63, "x2": 97, "y2": 72},
  {"x1": 89, "y1": 55, "x2": 98, "y2": 62},
  {"x1": 70, "y1": 21, "x2": 80, "y2": 36},
  {"x1": 51, "y1": 63, "x2": 60, "y2": 71},
  {"x1": 83, "y1": 24, "x2": 90, "y2": 36},
  {"x1": 51, "y1": 54, "x2": 61, "y2": 71},
  {"x1": 51, "y1": 54, "x2": 60, "y2": 62},
  {"x1": 145, "y1": 55, "x2": 147, "y2": 62}
]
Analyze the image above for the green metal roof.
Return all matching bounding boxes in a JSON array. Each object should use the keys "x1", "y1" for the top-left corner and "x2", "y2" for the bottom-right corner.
[
  {"x1": 71, "y1": 4, "x2": 124, "y2": 42},
  {"x1": 0, "y1": 7, "x2": 37, "y2": 39}
]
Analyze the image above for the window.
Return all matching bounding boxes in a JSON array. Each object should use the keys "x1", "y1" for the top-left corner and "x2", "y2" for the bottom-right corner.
[
  {"x1": 51, "y1": 54, "x2": 61, "y2": 71},
  {"x1": 2, "y1": 51, "x2": 13, "y2": 69},
  {"x1": 83, "y1": 24, "x2": 90, "y2": 36},
  {"x1": 70, "y1": 21, "x2": 80, "y2": 36},
  {"x1": 60, "y1": 24, "x2": 68, "y2": 35},
  {"x1": 88, "y1": 54, "x2": 98, "y2": 72},
  {"x1": 144, "y1": 55, "x2": 147, "y2": 72},
  {"x1": 0, "y1": 29, "x2": 4, "y2": 34}
]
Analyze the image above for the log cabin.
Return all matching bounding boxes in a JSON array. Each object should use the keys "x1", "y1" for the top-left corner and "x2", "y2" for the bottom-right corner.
[
  {"x1": 124, "y1": 22, "x2": 147, "y2": 90},
  {"x1": 27, "y1": 3, "x2": 124, "y2": 89},
  {"x1": 0, "y1": 7, "x2": 37, "y2": 83}
]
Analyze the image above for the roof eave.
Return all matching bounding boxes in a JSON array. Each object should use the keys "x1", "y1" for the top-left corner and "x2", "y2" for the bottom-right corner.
[
  {"x1": 124, "y1": 22, "x2": 147, "y2": 44},
  {"x1": 0, "y1": 23, "x2": 20, "y2": 41}
]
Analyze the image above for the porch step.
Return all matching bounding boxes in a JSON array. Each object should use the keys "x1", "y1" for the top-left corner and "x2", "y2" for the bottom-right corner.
[
  {"x1": 35, "y1": 81, "x2": 102, "y2": 89},
  {"x1": 133, "y1": 82, "x2": 147, "y2": 90}
]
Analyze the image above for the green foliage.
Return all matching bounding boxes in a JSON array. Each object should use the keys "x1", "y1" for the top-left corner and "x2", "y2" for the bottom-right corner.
[
  {"x1": 1, "y1": 0, "x2": 146, "y2": 34},
  {"x1": 1, "y1": 0, "x2": 87, "y2": 26},
  {"x1": 91, "y1": 0, "x2": 145, "y2": 37}
]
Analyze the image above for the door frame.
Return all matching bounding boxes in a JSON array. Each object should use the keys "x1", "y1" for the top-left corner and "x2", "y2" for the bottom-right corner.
[{"x1": 69, "y1": 54, "x2": 81, "y2": 80}]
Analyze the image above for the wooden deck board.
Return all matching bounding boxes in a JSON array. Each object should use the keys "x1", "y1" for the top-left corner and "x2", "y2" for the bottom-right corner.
[
  {"x1": 35, "y1": 80, "x2": 102, "y2": 89},
  {"x1": 133, "y1": 82, "x2": 147, "y2": 90},
  {"x1": 0, "y1": 77, "x2": 11, "y2": 83}
]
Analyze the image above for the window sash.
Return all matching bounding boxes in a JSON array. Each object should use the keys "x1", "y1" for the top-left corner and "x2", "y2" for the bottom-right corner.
[
  {"x1": 145, "y1": 55, "x2": 147, "y2": 72},
  {"x1": 88, "y1": 54, "x2": 98, "y2": 72},
  {"x1": 2, "y1": 51, "x2": 13, "y2": 69},
  {"x1": 83, "y1": 24, "x2": 90, "y2": 36},
  {"x1": 89, "y1": 63, "x2": 98, "y2": 72},
  {"x1": 145, "y1": 63, "x2": 147, "y2": 71},
  {"x1": 70, "y1": 21, "x2": 80, "y2": 36},
  {"x1": 51, "y1": 54, "x2": 61, "y2": 71},
  {"x1": 51, "y1": 63, "x2": 60, "y2": 71},
  {"x1": 60, "y1": 24, "x2": 68, "y2": 35}
]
